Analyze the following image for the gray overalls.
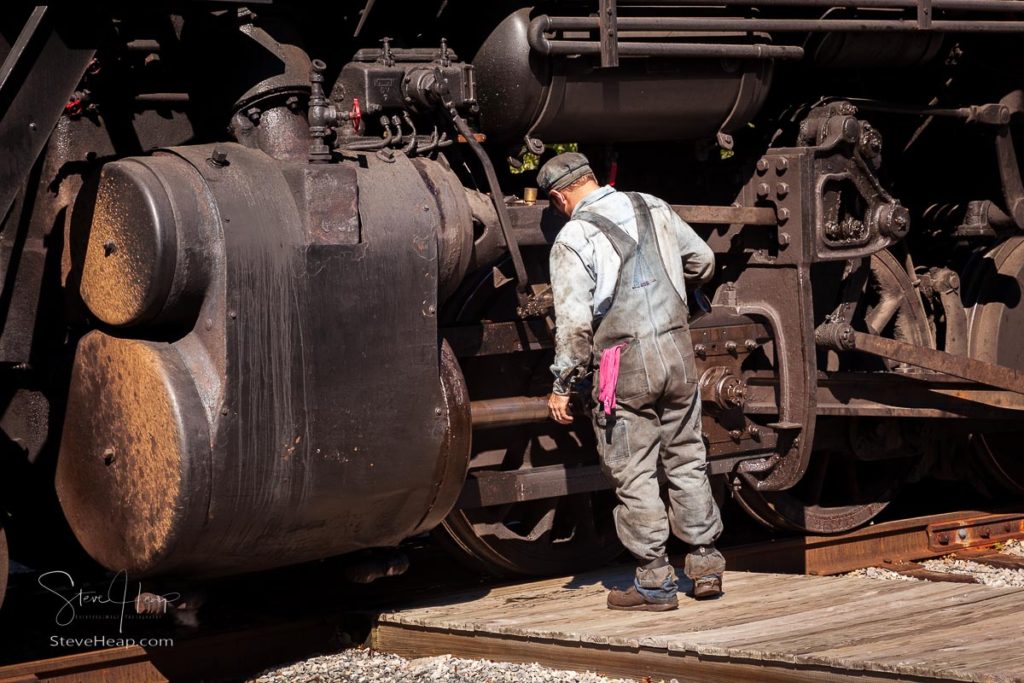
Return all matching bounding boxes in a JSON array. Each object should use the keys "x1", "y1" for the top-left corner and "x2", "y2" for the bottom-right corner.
[{"x1": 576, "y1": 193, "x2": 723, "y2": 598}]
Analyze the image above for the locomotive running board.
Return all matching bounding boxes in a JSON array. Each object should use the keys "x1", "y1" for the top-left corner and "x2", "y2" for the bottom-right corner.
[{"x1": 816, "y1": 322, "x2": 1024, "y2": 395}]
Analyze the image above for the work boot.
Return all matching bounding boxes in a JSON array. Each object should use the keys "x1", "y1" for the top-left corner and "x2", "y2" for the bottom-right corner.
[
  {"x1": 684, "y1": 545, "x2": 726, "y2": 600},
  {"x1": 607, "y1": 585, "x2": 678, "y2": 611},
  {"x1": 608, "y1": 556, "x2": 679, "y2": 610}
]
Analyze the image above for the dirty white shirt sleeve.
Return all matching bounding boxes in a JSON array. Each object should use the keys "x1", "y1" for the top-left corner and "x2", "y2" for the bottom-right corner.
[
  {"x1": 549, "y1": 229, "x2": 596, "y2": 396},
  {"x1": 654, "y1": 198, "x2": 715, "y2": 286}
]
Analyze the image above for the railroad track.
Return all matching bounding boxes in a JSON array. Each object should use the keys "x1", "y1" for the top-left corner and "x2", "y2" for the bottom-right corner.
[{"x1": 3, "y1": 508, "x2": 1023, "y2": 683}]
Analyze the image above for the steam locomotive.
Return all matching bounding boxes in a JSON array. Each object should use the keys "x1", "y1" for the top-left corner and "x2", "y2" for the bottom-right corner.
[{"x1": 2, "y1": 0, "x2": 1024, "y2": 603}]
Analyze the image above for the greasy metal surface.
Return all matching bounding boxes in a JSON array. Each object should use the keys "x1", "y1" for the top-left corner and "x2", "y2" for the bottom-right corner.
[
  {"x1": 56, "y1": 332, "x2": 211, "y2": 575},
  {"x1": 408, "y1": 340, "x2": 473, "y2": 536},
  {"x1": 79, "y1": 159, "x2": 176, "y2": 325},
  {"x1": 60, "y1": 145, "x2": 471, "y2": 577},
  {"x1": 79, "y1": 157, "x2": 212, "y2": 327},
  {"x1": 457, "y1": 465, "x2": 610, "y2": 509},
  {"x1": 411, "y1": 157, "x2": 474, "y2": 300}
]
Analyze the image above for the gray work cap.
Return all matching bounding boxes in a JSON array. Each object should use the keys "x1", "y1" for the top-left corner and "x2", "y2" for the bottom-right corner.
[{"x1": 537, "y1": 152, "x2": 593, "y2": 193}]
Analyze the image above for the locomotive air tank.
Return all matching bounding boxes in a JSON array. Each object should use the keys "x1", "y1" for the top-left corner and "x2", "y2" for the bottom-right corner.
[{"x1": 472, "y1": 8, "x2": 774, "y2": 144}]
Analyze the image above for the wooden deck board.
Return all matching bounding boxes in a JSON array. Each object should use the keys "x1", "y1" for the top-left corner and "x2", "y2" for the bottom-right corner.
[{"x1": 371, "y1": 570, "x2": 1024, "y2": 682}]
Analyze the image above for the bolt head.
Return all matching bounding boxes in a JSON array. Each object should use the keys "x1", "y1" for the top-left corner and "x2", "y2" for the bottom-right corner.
[
  {"x1": 210, "y1": 147, "x2": 229, "y2": 166},
  {"x1": 755, "y1": 158, "x2": 770, "y2": 174},
  {"x1": 756, "y1": 183, "x2": 770, "y2": 198}
]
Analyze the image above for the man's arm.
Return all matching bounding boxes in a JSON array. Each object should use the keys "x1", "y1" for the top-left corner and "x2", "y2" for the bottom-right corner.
[{"x1": 549, "y1": 237, "x2": 596, "y2": 396}]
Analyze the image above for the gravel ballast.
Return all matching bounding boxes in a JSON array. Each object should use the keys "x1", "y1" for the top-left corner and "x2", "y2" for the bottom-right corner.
[
  {"x1": 845, "y1": 540, "x2": 1024, "y2": 587},
  {"x1": 249, "y1": 648, "x2": 641, "y2": 683}
]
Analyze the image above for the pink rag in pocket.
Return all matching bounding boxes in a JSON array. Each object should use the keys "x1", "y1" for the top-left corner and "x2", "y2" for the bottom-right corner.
[{"x1": 598, "y1": 342, "x2": 631, "y2": 415}]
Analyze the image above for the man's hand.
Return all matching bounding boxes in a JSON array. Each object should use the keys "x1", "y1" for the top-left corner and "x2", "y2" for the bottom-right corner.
[{"x1": 548, "y1": 392, "x2": 573, "y2": 424}]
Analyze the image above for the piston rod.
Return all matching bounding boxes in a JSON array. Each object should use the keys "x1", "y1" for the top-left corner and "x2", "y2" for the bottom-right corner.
[
  {"x1": 471, "y1": 397, "x2": 550, "y2": 428},
  {"x1": 816, "y1": 323, "x2": 1024, "y2": 395}
]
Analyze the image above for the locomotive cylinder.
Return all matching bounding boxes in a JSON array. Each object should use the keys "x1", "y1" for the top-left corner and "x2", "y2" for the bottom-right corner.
[
  {"x1": 473, "y1": 9, "x2": 773, "y2": 144},
  {"x1": 57, "y1": 144, "x2": 473, "y2": 577}
]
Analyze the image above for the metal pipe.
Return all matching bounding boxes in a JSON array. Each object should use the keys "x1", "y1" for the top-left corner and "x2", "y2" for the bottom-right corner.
[
  {"x1": 471, "y1": 397, "x2": 550, "y2": 428},
  {"x1": 844, "y1": 98, "x2": 1010, "y2": 125},
  {"x1": 538, "y1": 39, "x2": 805, "y2": 59},
  {"x1": 448, "y1": 111, "x2": 531, "y2": 306},
  {"x1": 134, "y1": 93, "x2": 190, "y2": 104},
  {"x1": 540, "y1": 15, "x2": 1024, "y2": 33},
  {"x1": 125, "y1": 39, "x2": 161, "y2": 52},
  {"x1": 612, "y1": 0, "x2": 1024, "y2": 11}
]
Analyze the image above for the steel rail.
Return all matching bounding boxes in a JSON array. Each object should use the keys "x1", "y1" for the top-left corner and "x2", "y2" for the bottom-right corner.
[{"x1": 725, "y1": 509, "x2": 1024, "y2": 575}]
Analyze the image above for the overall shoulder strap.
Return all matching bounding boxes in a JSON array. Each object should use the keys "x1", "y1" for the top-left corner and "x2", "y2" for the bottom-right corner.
[
  {"x1": 624, "y1": 193, "x2": 656, "y2": 244},
  {"x1": 574, "y1": 210, "x2": 635, "y2": 258}
]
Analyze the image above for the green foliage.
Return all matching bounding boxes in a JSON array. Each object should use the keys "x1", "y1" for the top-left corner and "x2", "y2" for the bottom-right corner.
[{"x1": 510, "y1": 142, "x2": 579, "y2": 175}]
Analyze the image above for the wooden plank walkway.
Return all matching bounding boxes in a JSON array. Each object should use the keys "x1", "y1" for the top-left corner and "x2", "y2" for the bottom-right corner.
[{"x1": 371, "y1": 567, "x2": 1024, "y2": 683}]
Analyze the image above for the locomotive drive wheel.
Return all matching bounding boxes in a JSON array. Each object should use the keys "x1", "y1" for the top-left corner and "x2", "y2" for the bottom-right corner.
[
  {"x1": 734, "y1": 251, "x2": 925, "y2": 534},
  {"x1": 733, "y1": 441, "x2": 910, "y2": 534},
  {"x1": 966, "y1": 236, "x2": 1024, "y2": 493},
  {"x1": 437, "y1": 266, "x2": 623, "y2": 577},
  {"x1": 439, "y1": 428, "x2": 623, "y2": 577}
]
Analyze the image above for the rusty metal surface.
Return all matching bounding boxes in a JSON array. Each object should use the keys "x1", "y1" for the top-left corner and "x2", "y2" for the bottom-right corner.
[
  {"x1": 724, "y1": 510, "x2": 1024, "y2": 575},
  {"x1": 842, "y1": 328, "x2": 1024, "y2": 394}
]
